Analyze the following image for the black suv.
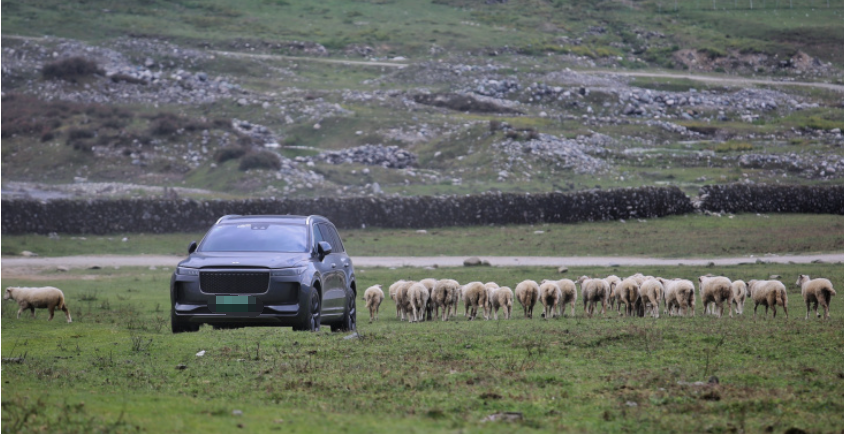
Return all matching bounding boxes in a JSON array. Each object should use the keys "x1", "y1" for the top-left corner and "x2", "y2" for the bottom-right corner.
[{"x1": 170, "y1": 215, "x2": 356, "y2": 333}]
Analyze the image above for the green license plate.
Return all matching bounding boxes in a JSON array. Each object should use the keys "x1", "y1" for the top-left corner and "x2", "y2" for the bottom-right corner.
[{"x1": 214, "y1": 295, "x2": 258, "y2": 313}]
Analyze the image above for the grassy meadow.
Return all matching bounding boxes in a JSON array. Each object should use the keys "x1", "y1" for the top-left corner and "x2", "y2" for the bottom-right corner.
[
  {"x1": 2, "y1": 262, "x2": 844, "y2": 433},
  {"x1": 3, "y1": 213, "x2": 843, "y2": 258}
]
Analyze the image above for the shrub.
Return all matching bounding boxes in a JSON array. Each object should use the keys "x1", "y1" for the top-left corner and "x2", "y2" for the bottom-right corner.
[
  {"x1": 714, "y1": 142, "x2": 753, "y2": 153},
  {"x1": 67, "y1": 128, "x2": 96, "y2": 141},
  {"x1": 110, "y1": 73, "x2": 147, "y2": 85},
  {"x1": 239, "y1": 151, "x2": 282, "y2": 171},
  {"x1": 150, "y1": 113, "x2": 182, "y2": 136},
  {"x1": 42, "y1": 57, "x2": 103, "y2": 81},
  {"x1": 214, "y1": 147, "x2": 247, "y2": 164}
]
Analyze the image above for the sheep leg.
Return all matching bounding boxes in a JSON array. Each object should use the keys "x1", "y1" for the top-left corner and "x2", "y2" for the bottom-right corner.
[{"x1": 62, "y1": 305, "x2": 72, "y2": 323}]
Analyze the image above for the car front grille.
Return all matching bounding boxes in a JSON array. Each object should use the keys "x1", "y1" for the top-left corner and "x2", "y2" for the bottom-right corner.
[{"x1": 200, "y1": 271, "x2": 270, "y2": 294}]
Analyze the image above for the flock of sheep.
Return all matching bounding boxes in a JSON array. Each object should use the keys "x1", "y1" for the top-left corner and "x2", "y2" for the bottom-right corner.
[{"x1": 363, "y1": 274, "x2": 837, "y2": 323}]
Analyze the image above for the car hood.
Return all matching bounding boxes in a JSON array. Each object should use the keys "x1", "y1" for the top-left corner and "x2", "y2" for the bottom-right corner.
[{"x1": 178, "y1": 252, "x2": 312, "y2": 269}]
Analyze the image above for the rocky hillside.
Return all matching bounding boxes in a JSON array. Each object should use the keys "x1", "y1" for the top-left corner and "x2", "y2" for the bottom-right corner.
[{"x1": 2, "y1": 0, "x2": 844, "y2": 200}]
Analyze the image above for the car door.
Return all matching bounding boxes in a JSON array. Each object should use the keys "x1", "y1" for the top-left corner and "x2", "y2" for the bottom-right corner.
[
  {"x1": 314, "y1": 223, "x2": 344, "y2": 316},
  {"x1": 323, "y1": 223, "x2": 350, "y2": 297}
]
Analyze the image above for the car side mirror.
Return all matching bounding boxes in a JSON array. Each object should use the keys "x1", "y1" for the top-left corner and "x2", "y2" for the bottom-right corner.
[
  {"x1": 188, "y1": 241, "x2": 198, "y2": 254},
  {"x1": 317, "y1": 241, "x2": 332, "y2": 261}
]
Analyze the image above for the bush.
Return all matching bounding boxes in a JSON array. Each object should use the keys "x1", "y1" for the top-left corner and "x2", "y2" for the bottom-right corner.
[
  {"x1": 239, "y1": 151, "x2": 282, "y2": 171},
  {"x1": 150, "y1": 113, "x2": 182, "y2": 136},
  {"x1": 67, "y1": 128, "x2": 96, "y2": 141},
  {"x1": 110, "y1": 73, "x2": 147, "y2": 85},
  {"x1": 214, "y1": 147, "x2": 247, "y2": 164},
  {"x1": 42, "y1": 57, "x2": 103, "y2": 81}
]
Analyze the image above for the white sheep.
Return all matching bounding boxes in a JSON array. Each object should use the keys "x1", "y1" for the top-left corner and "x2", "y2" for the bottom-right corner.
[
  {"x1": 389, "y1": 280, "x2": 407, "y2": 319},
  {"x1": 395, "y1": 280, "x2": 417, "y2": 322},
  {"x1": 491, "y1": 286, "x2": 514, "y2": 320},
  {"x1": 747, "y1": 279, "x2": 789, "y2": 319},
  {"x1": 577, "y1": 276, "x2": 609, "y2": 317},
  {"x1": 699, "y1": 276, "x2": 734, "y2": 318},
  {"x1": 616, "y1": 278, "x2": 641, "y2": 317},
  {"x1": 539, "y1": 281, "x2": 561, "y2": 320},
  {"x1": 660, "y1": 278, "x2": 696, "y2": 316},
  {"x1": 484, "y1": 282, "x2": 500, "y2": 312},
  {"x1": 546, "y1": 279, "x2": 577, "y2": 317},
  {"x1": 363, "y1": 285, "x2": 385, "y2": 323},
  {"x1": 639, "y1": 278, "x2": 664, "y2": 318},
  {"x1": 605, "y1": 275, "x2": 623, "y2": 314},
  {"x1": 4, "y1": 286, "x2": 72, "y2": 323},
  {"x1": 515, "y1": 280, "x2": 540, "y2": 319},
  {"x1": 730, "y1": 280, "x2": 748, "y2": 316},
  {"x1": 432, "y1": 279, "x2": 460, "y2": 321},
  {"x1": 407, "y1": 282, "x2": 430, "y2": 323},
  {"x1": 796, "y1": 275, "x2": 836, "y2": 320},
  {"x1": 420, "y1": 278, "x2": 438, "y2": 321},
  {"x1": 462, "y1": 281, "x2": 489, "y2": 321}
]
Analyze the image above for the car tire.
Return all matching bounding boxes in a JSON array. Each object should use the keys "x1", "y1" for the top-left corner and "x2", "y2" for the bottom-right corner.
[
  {"x1": 294, "y1": 287, "x2": 321, "y2": 332},
  {"x1": 332, "y1": 292, "x2": 357, "y2": 332},
  {"x1": 171, "y1": 312, "x2": 199, "y2": 333}
]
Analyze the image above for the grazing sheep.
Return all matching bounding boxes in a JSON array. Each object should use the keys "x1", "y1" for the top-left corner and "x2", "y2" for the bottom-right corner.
[
  {"x1": 606, "y1": 275, "x2": 623, "y2": 314},
  {"x1": 420, "y1": 278, "x2": 438, "y2": 321},
  {"x1": 407, "y1": 282, "x2": 430, "y2": 323},
  {"x1": 462, "y1": 282, "x2": 489, "y2": 321},
  {"x1": 577, "y1": 276, "x2": 609, "y2": 317},
  {"x1": 491, "y1": 286, "x2": 514, "y2": 320},
  {"x1": 545, "y1": 279, "x2": 578, "y2": 317},
  {"x1": 796, "y1": 275, "x2": 836, "y2": 320},
  {"x1": 389, "y1": 280, "x2": 407, "y2": 319},
  {"x1": 432, "y1": 279, "x2": 460, "y2": 321},
  {"x1": 747, "y1": 279, "x2": 789, "y2": 319},
  {"x1": 364, "y1": 285, "x2": 385, "y2": 323},
  {"x1": 616, "y1": 278, "x2": 641, "y2": 317},
  {"x1": 395, "y1": 280, "x2": 417, "y2": 321},
  {"x1": 484, "y1": 282, "x2": 500, "y2": 312},
  {"x1": 4, "y1": 286, "x2": 72, "y2": 323},
  {"x1": 699, "y1": 276, "x2": 734, "y2": 318},
  {"x1": 515, "y1": 280, "x2": 540, "y2": 319},
  {"x1": 539, "y1": 281, "x2": 562, "y2": 320},
  {"x1": 639, "y1": 278, "x2": 664, "y2": 318},
  {"x1": 660, "y1": 278, "x2": 696, "y2": 317},
  {"x1": 730, "y1": 280, "x2": 748, "y2": 316}
]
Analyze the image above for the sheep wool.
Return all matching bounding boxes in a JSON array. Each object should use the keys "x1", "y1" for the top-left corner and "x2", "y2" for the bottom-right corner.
[
  {"x1": 515, "y1": 280, "x2": 540, "y2": 319},
  {"x1": 432, "y1": 279, "x2": 460, "y2": 321},
  {"x1": 748, "y1": 279, "x2": 789, "y2": 319},
  {"x1": 639, "y1": 278, "x2": 664, "y2": 318},
  {"x1": 407, "y1": 282, "x2": 430, "y2": 323},
  {"x1": 730, "y1": 280, "x2": 748, "y2": 315},
  {"x1": 796, "y1": 275, "x2": 836, "y2": 320},
  {"x1": 4, "y1": 286, "x2": 72, "y2": 323},
  {"x1": 699, "y1": 276, "x2": 734, "y2": 318},
  {"x1": 364, "y1": 285, "x2": 385, "y2": 323},
  {"x1": 491, "y1": 286, "x2": 514, "y2": 320},
  {"x1": 462, "y1": 281, "x2": 489, "y2": 321},
  {"x1": 539, "y1": 281, "x2": 561, "y2": 320}
]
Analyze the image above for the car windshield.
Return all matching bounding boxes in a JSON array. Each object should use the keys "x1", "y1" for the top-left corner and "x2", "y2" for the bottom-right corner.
[{"x1": 198, "y1": 223, "x2": 310, "y2": 253}]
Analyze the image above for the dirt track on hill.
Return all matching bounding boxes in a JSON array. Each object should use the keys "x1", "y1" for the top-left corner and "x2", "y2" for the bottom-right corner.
[{"x1": 3, "y1": 253, "x2": 842, "y2": 277}]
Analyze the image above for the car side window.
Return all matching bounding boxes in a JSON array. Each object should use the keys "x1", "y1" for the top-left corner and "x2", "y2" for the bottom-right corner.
[{"x1": 324, "y1": 224, "x2": 345, "y2": 253}]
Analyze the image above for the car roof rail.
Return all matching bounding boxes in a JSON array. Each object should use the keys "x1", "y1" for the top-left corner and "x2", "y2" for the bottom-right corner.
[{"x1": 215, "y1": 215, "x2": 241, "y2": 224}]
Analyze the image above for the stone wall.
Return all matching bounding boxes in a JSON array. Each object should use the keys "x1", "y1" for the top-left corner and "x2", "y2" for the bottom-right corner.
[
  {"x1": 1, "y1": 186, "x2": 692, "y2": 234},
  {"x1": 698, "y1": 184, "x2": 844, "y2": 214}
]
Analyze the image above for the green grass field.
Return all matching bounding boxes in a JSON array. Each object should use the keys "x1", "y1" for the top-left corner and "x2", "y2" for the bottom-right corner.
[
  {"x1": 2, "y1": 263, "x2": 843, "y2": 433},
  {"x1": 3, "y1": 213, "x2": 843, "y2": 258}
]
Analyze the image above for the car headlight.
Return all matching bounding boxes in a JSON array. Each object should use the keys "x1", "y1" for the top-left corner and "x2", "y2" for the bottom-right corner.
[
  {"x1": 176, "y1": 267, "x2": 200, "y2": 276},
  {"x1": 271, "y1": 267, "x2": 306, "y2": 277}
]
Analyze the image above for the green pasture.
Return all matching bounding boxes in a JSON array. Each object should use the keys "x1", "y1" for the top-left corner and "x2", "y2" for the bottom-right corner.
[
  {"x1": 2, "y1": 263, "x2": 843, "y2": 433},
  {"x1": 3, "y1": 213, "x2": 843, "y2": 258}
]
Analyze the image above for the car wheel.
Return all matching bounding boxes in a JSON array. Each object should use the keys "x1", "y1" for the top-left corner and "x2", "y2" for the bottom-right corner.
[
  {"x1": 171, "y1": 311, "x2": 199, "y2": 333},
  {"x1": 294, "y1": 287, "x2": 321, "y2": 332},
  {"x1": 332, "y1": 293, "x2": 357, "y2": 332}
]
